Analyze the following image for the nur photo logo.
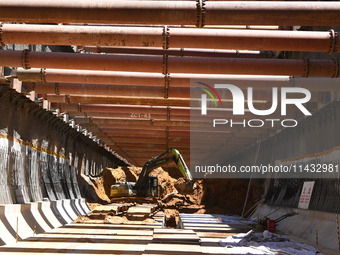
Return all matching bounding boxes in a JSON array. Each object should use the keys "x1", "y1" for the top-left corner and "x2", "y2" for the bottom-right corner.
[{"x1": 196, "y1": 82, "x2": 312, "y2": 128}]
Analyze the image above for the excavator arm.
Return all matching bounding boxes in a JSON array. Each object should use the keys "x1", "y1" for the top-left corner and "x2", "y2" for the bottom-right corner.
[{"x1": 134, "y1": 148, "x2": 193, "y2": 197}]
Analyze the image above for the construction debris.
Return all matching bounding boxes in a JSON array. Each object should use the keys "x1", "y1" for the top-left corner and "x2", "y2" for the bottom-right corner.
[
  {"x1": 164, "y1": 209, "x2": 179, "y2": 228},
  {"x1": 220, "y1": 230, "x2": 321, "y2": 255}
]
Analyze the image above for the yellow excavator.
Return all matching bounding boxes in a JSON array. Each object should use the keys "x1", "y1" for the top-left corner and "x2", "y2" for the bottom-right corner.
[{"x1": 110, "y1": 148, "x2": 194, "y2": 197}]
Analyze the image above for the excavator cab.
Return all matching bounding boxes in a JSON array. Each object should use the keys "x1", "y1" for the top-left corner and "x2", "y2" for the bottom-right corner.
[{"x1": 110, "y1": 148, "x2": 194, "y2": 198}]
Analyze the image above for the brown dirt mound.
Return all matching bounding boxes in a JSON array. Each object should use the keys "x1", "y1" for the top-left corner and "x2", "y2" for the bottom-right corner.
[
  {"x1": 78, "y1": 174, "x2": 110, "y2": 203},
  {"x1": 149, "y1": 167, "x2": 177, "y2": 198},
  {"x1": 89, "y1": 165, "x2": 205, "y2": 214},
  {"x1": 101, "y1": 167, "x2": 138, "y2": 197}
]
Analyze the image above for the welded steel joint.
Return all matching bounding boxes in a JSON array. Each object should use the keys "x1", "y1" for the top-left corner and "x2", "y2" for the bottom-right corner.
[
  {"x1": 163, "y1": 26, "x2": 169, "y2": 50},
  {"x1": 167, "y1": 106, "x2": 171, "y2": 121},
  {"x1": 0, "y1": 23, "x2": 4, "y2": 46},
  {"x1": 163, "y1": 55, "x2": 170, "y2": 98},
  {"x1": 163, "y1": 74, "x2": 170, "y2": 99},
  {"x1": 40, "y1": 68, "x2": 46, "y2": 83},
  {"x1": 21, "y1": 49, "x2": 31, "y2": 69},
  {"x1": 65, "y1": 94, "x2": 70, "y2": 104},
  {"x1": 329, "y1": 29, "x2": 338, "y2": 54},
  {"x1": 196, "y1": 0, "x2": 206, "y2": 28}
]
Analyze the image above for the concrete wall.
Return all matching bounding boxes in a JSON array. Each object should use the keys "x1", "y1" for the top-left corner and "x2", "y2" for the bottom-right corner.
[{"x1": 0, "y1": 85, "x2": 126, "y2": 204}]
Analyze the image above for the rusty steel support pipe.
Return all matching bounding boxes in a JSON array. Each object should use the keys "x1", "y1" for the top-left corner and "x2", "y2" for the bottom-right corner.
[
  {"x1": 46, "y1": 95, "x2": 192, "y2": 107},
  {"x1": 101, "y1": 125, "x2": 190, "y2": 132},
  {"x1": 69, "y1": 111, "x2": 192, "y2": 121},
  {"x1": 57, "y1": 104, "x2": 171, "y2": 115},
  {"x1": 26, "y1": 82, "x2": 283, "y2": 100},
  {"x1": 75, "y1": 116, "x2": 192, "y2": 127},
  {"x1": 67, "y1": 111, "x2": 287, "y2": 121},
  {"x1": 25, "y1": 82, "x2": 190, "y2": 98},
  {"x1": 0, "y1": 24, "x2": 337, "y2": 53},
  {"x1": 17, "y1": 69, "x2": 340, "y2": 91},
  {"x1": 1, "y1": 1, "x2": 340, "y2": 26},
  {"x1": 5, "y1": 50, "x2": 340, "y2": 77},
  {"x1": 85, "y1": 47, "x2": 274, "y2": 58},
  {"x1": 45, "y1": 94, "x2": 269, "y2": 108}
]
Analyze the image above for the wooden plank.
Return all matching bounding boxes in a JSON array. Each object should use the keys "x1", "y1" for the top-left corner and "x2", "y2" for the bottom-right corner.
[
  {"x1": 144, "y1": 243, "x2": 202, "y2": 255},
  {"x1": 153, "y1": 229, "x2": 196, "y2": 235},
  {"x1": 153, "y1": 234, "x2": 200, "y2": 245}
]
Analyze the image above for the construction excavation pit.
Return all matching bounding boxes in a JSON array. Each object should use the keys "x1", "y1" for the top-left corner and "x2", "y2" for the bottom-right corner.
[{"x1": 1, "y1": 0, "x2": 340, "y2": 254}]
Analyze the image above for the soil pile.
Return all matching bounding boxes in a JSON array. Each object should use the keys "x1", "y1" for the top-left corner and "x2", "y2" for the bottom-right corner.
[
  {"x1": 88, "y1": 166, "x2": 204, "y2": 213},
  {"x1": 149, "y1": 167, "x2": 177, "y2": 198},
  {"x1": 101, "y1": 167, "x2": 138, "y2": 197},
  {"x1": 78, "y1": 174, "x2": 110, "y2": 203},
  {"x1": 84, "y1": 166, "x2": 264, "y2": 217}
]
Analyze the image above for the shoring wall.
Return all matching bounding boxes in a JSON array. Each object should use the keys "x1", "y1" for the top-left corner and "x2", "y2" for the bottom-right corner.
[
  {"x1": 0, "y1": 84, "x2": 126, "y2": 204},
  {"x1": 226, "y1": 101, "x2": 340, "y2": 213}
]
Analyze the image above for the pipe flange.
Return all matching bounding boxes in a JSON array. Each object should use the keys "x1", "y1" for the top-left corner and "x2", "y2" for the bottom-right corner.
[
  {"x1": 21, "y1": 49, "x2": 31, "y2": 70},
  {"x1": 332, "y1": 58, "x2": 340, "y2": 78},
  {"x1": 65, "y1": 94, "x2": 70, "y2": 104},
  {"x1": 328, "y1": 29, "x2": 338, "y2": 55},
  {"x1": 163, "y1": 54, "x2": 168, "y2": 75},
  {"x1": 196, "y1": 0, "x2": 206, "y2": 28},
  {"x1": 40, "y1": 68, "x2": 46, "y2": 83},
  {"x1": 302, "y1": 58, "x2": 310, "y2": 78},
  {"x1": 163, "y1": 73, "x2": 170, "y2": 98},
  {"x1": 167, "y1": 106, "x2": 171, "y2": 121},
  {"x1": 179, "y1": 48, "x2": 184, "y2": 57},
  {"x1": 162, "y1": 25, "x2": 170, "y2": 50},
  {"x1": 55, "y1": 83, "x2": 60, "y2": 95},
  {"x1": 0, "y1": 23, "x2": 4, "y2": 47}
]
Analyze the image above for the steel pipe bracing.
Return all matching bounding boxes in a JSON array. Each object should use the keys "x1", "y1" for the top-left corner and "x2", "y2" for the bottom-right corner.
[
  {"x1": 16, "y1": 69, "x2": 340, "y2": 91},
  {"x1": 4, "y1": 50, "x2": 340, "y2": 77},
  {"x1": 25, "y1": 82, "x2": 191, "y2": 98},
  {"x1": 1, "y1": 1, "x2": 340, "y2": 26},
  {"x1": 1, "y1": 23, "x2": 337, "y2": 53},
  {"x1": 25, "y1": 82, "x2": 280, "y2": 100}
]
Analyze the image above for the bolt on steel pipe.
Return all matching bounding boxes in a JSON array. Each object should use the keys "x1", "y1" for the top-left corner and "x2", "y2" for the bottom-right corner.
[
  {"x1": 4, "y1": 50, "x2": 340, "y2": 77},
  {"x1": 1, "y1": 1, "x2": 340, "y2": 26},
  {"x1": 2, "y1": 23, "x2": 335, "y2": 53},
  {"x1": 16, "y1": 69, "x2": 340, "y2": 91}
]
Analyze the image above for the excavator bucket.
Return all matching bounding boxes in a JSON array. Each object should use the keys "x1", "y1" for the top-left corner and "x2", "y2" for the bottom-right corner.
[{"x1": 174, "y1": 178, "x2": 195, "y2": 195}]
